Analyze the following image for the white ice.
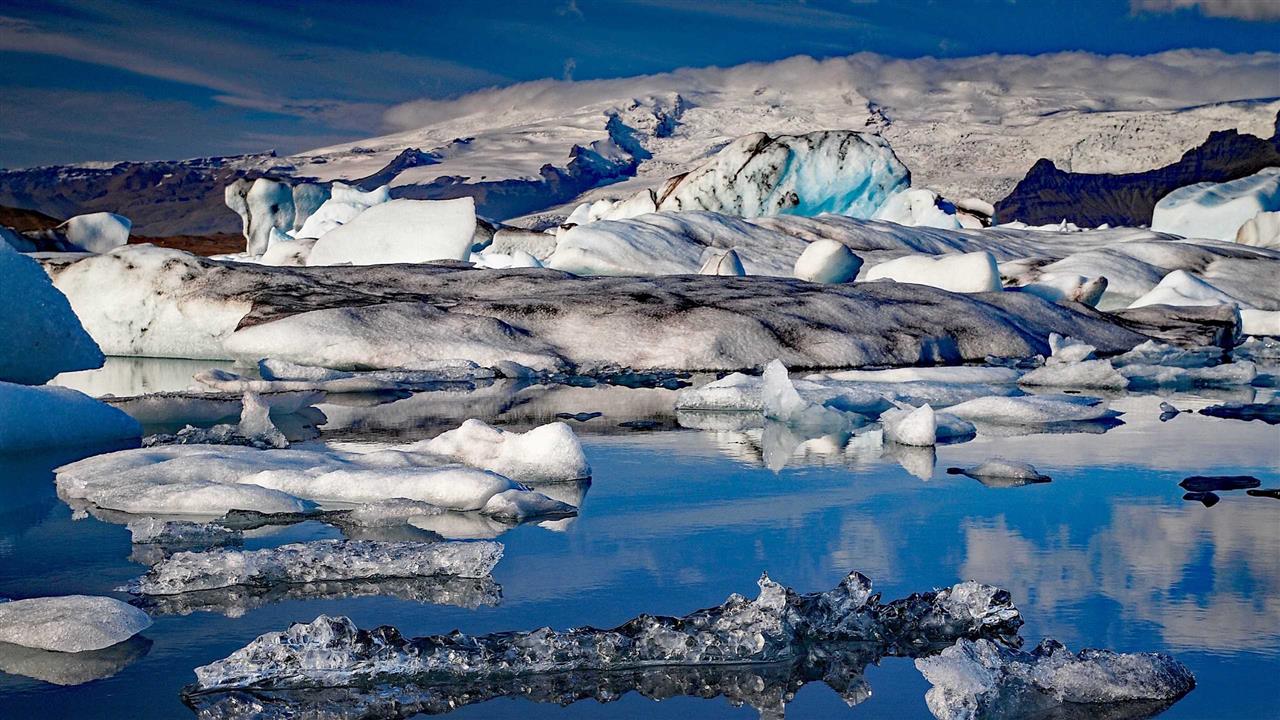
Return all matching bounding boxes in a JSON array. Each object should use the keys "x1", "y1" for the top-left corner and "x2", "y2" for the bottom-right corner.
[
  {"x1": 946, "y1": 394, "x2": 1118, "y2": 425},
  {"x1": 1, "y1": 241, "x2": 103, "y2": 385},
  {"x1": 863, "y1": 251, "x2": 1001, "y2": 293},
  {"x1": 881, "y1": 403, "x2": 937, "y2": 446},
  {"x1": 294, "y1": 183, "x2": 390, "y2": 240},
  {"x1": 306, "y1": 198, "x2": 475, "y2": 266},
  {"x1": 0, "y1": 596, "x2": 151, "y2": 653},
  {"x1": 871, "y1": 188, "x2": 962, "y2": 230},
  {"x1": 1151, "y1": 167, "x2": 1280, "y2": 242},
  {"x1": 1235, "y1": 210, "x2": 1280, "y2": 249},
  {"x1": 0, "y1": 382, "x2": 140, "y2": 453},
  {"x1": 58, "y1": 212, "x2": 131, "y2": 253},
  {"x1": 793, "y1": 239, "x2": 863, "y2": 283}
]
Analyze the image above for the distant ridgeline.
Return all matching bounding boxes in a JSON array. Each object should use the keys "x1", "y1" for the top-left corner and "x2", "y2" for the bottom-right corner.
[{"x1": 995, "y1": 110, "x2": 1280, "y2": 228}]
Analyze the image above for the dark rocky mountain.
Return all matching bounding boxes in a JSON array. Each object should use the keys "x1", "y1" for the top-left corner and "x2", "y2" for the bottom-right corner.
[
  {"x1": 995, "y1": 111, "x2": 1280, "y2": 227},
  {"x1": 0, "y1": 154, "x2": 289, "y2": 236}
]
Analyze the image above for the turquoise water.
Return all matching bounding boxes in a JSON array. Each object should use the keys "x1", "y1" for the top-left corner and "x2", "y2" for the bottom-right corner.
[{"x1": 1, "y1": 383, "x2": 1277, "y2": 719}]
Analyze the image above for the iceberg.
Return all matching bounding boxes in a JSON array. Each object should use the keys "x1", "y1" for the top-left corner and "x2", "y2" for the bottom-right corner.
[
  {"x1": 864, "y1": 251, "x2": 1002, "y2": 293},
  {"x1": 881, "y1": 403, "x2": 938, "y2": 446},
  {"x1": 1, "y1": 241, "x2": 103, "y2": 385},
  {"x1": 1235, "y1": 210, "x2": 1280, "y2": 249},
  {"x1": 187, "y1": 572, "x2": 1022, "y2": 694},
  {"x1": 44, "y1": 244, "x2": 1158, "y2": 370},
  {"x1": 58, "y1": 212, "x2": 131, "y2": 253},
  {"x1": 1151, "y1": 167, "x2": 1280, "y2": 241},
  {"x1": 0, "y1": 382, "x2": 141, "y2": 453},
  {"x1": 0, "y1": 595, "x2": 151, "y2": 653},
  {"x1": 793, "y1": 238, "x2": 863, "y2": 283},
  {"x1": 306, "y1": 198, "x2": 476, "y2": 266},
  {"x1": 872, "y1": 188, "x2": 963, "y2": 230},
  {"x1": 420, "y1": 419, "x2": 590, "y2": 483},
  {"x1": 294, "y1": 183, "x2": 390, "y2": 240},
  {"x1": 917, "y1": 638, "x2": 1195, "y2": 720},
  {"x1": 144, "y1": 391, "x2": 289, "y2": 449},
  {"x1": 125, "y1": 539, "x2": 502, "y2": 596},
  {"x1": 697, "y1": 248, "x2": 746, "y2": 276},
  {"x1": 646, "y1": 130, "x2": 910, "y2": 219}
]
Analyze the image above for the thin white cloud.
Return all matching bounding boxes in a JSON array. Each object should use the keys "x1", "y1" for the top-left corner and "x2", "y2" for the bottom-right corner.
[{"x1": 1131, "y1": 0, "x2": 1280, "y2": 21}]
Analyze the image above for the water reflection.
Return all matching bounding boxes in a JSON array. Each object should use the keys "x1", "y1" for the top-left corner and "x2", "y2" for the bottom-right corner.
[
  {"x1": 961, "y1": 499, "x2": 1280, "y2": 652},
  {"x1": 135, "y1": 576, "x2": 501, "y2": 618},
  {"x1": 0, "y1": 636, "x2": 151, "y2": 686}
]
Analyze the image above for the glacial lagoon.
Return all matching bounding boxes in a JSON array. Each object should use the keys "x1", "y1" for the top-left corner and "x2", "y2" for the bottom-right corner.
[{"x1": 2, "y1": 367, "x2": 1277, "y2": 719}]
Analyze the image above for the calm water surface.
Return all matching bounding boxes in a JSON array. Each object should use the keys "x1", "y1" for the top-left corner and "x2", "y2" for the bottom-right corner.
[{"x1": 3, "y1": 367, "x2": 1278, "y2": 719}]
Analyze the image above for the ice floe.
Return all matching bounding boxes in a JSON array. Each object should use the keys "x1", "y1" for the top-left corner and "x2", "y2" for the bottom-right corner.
[
  {"x1": 55, "y1": 419, "x2": 584, "y2": 517},
  {"x1": 0, "y1": 596, "x2": 151, "y2": 653},
  {"x1": 187, "y1": 572, "x2": 1021, "y2": 693},
  {"x1": 917, "y1": 638, "x2": 1195, "y2": 720},
  {"x1": 945, "y1": 394, "x2": 1119, "y2": 426},
  {"x1": 125, "y1": 539, "x2": 501, "y2": 596}
]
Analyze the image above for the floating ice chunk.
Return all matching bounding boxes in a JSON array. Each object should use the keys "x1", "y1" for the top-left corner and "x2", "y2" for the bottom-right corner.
[
  {"x1": 0, "y1": 241, "x2": 103, "y2": 384},
  {"x1": 0, "y1": 382, "x2": 140, "y2": 453},
  {"x1": 1152, "y1": 167, "x2": 1280, "y2": 241},
  {"x1": 307, "y1": 198, "x2": 475, "y2": 266},
  {"x1": 1016, "y1": 273, "x2": 1108, "y2": 308},
  {"x1": 416, "y1": 419, "x2": 591, "y2": 483},
  {"x1": 1112, "y1": 340, "x2": 1222, "y2": 369},
  {"x1": 290, "y1": 182, "x2": 331, "y2": 233},
  {"x1": 1019, "y1": 359, "x2": 1128, "y2": 389},
  {"x1": 760, "y1": 359, "x2": 862, "y2": 428},
  {"x1": 863, "y1": 252, "x2": 1001, "y2": 293},
  {"x1": 1128, "y1": 270, "x2": 1243, "y2": 309},
  {"x1": 143, "y1": 391, "x2": 290, "y2": 449},
  {"x1": 872, "y1": 188, "x2": 962, "y2": 230},
  {"x1": 946, "y1": 394, "x2": 1117, "y2": 425},
  {"x1": 57, "y1": 419, "x2": 583, "y2": 515},
  {"x1": 128, "y1": 518, "x2": 241, "y2": 547},
  {"x1": 58, "y1": 212, "x2": 131, "y2": 253},
  {"x1": 125, "y1": 539, "x2": 501, "y2": 596},
  {"x1": 1046, "y1": 333, "x2": 1096, "y2": 366},
  {"x1": 882, "y1": 404, "x2": 937, "y2": 446},
  {"x1": 0, "y1": 596, "x2": 151, "y2": 653},
  {"x1": 223, "y1": 302, "x2": 566, "y2": 373},
  {"x1": 917, "y1": 638, "x2": 1195, "y2": 720},
  {"x1": 1240, "y1": 308, "x2": 1280, "y2": 337},
  {"x1": 947, "y1": 459, "x2": 1051, "y2": 487},
  {"x1": 1235, "y1": 210, "x2": 1280, "y2": 249},
  {"x1": 1120, "y1": 360, "x2": 1257, "y2": 388},
  {"x1": 805, "y1": 366, "x2": 1021, "y2": 384},
  {"x1": 793, "y1": 239, "x2": 863, "y2": 283},
  {"x1": 698, "y1": 248, "x2": 746, "y2": 276},
  {"x1": 189, "y1": 571, "x2": 1021, "y2": 694}
]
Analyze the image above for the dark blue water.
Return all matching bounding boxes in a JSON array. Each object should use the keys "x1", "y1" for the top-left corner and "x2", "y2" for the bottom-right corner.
[{"x1": 1, "y1": 389, "x2": 1277, "y2": 719}]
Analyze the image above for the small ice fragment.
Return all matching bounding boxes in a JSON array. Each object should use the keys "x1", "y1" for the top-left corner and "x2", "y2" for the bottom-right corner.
[
  {"x1": 882, "y1": 404, "x2": 937, "y2": 446},
  {"x1": 793, "y1": 239, "x2": 862, "y2": 283},
  {"x1": 916, "y1": 637, "x2": 1195, "y2": 720},
  {"x1": 946, "y1": 459, "x2": 1051, "y2": 487}
]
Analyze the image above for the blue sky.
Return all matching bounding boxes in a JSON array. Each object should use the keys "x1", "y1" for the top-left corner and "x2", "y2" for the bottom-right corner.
[{"x1": 2, "y1": 0, "x2": 1278, "y2": 168}]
